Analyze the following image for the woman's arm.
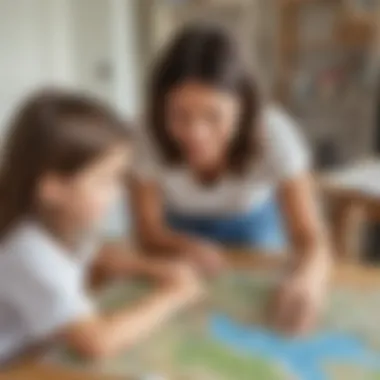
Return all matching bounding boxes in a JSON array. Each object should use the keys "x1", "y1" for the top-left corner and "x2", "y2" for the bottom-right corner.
[
  {"x1": 129, "y1": 178, "x2": 225, "y2": 274},
  {"x1": 273, "y1": 173, "x2": 332, "y2": 334},
  {"x1": 279, "y1": 174, "x2": 331, "y2": 266},
  {"x1": 129, "y1": 178, "x2": 194, "y2": 253},
  {"x1": 61, "y1": 264, "x2": 202, "y2": 359}
]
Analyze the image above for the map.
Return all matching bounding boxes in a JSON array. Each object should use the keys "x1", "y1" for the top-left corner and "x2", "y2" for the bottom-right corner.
[{"x1": 50, "y1": 270, "x2": 380, "y2": 379}]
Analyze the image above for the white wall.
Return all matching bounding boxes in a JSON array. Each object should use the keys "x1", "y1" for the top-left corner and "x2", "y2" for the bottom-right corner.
[
  {"x1": 0, "y1": 0, "x2": 74, "y2": 129},
  {"x1": 110, "y1": 0, "x2": 141, "y2": 118},
  {"x1": 69, "y1": 0, "x2": 113, "y2": 103},
  {"x1": 0, "y1": 0, "x2": 142, "y2": 131},
  {"x1": 69, "y1": 0, "x2": 141, "y2": 118}
]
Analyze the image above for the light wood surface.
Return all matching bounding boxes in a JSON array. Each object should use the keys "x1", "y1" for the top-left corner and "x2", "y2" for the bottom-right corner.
[{"x1": 3, "y1": 251, "x2": 380, "y2": 380}]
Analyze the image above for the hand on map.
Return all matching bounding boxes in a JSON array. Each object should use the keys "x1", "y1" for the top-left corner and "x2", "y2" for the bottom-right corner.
[
  {"x1": 270, "y1": 255, "x2": 331, "y2": 335},
  {"x1": 184, "y1": 239, "x2": 226, "y2": 277},
  {"x1": 163, "y1": 262, "x2": 205, "y2": 305},
  {"x1": 141, "y1": 260, "x2": 205, "y2": 303}
]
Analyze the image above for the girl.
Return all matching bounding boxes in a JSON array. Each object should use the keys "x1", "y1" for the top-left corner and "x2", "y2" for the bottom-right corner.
[
  {"x1": 0, "y1": 90, "x2": 201, "y2": 364},
  {"x1": 131, "y1": 23, "x2": 331, "y2": 334}
]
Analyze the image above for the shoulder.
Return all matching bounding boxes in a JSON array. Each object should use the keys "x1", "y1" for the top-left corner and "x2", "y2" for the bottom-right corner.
[
  {"x1": 0, "y1": 222, "x2": 75, "y2": 295},
  {"x1": 0, "y1": 222, "x2": 93, "y2": 338},
  {"x1": 260, "y1": 105, "x2": 311, "y2": 180},
  {"x1": 262, "y1": 105, "x2": 301, "y2": 140}
]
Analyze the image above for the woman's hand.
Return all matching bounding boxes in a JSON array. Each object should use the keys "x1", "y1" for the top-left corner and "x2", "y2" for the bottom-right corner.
[
  {"x1": 183, "y1": 239, "x2": 227, "y2": 277},
  {"x1": 270, "y1": 254, "x2": 331, "y2": 335}
]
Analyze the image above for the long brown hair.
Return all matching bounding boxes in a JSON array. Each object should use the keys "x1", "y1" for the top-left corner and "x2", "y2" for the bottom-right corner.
[
  {"x1": 148, "y1": 22, "x2": 261, "y2": 173},
  {"x1": 0, "y1": 89, "x2": 129, "y2": 239}
]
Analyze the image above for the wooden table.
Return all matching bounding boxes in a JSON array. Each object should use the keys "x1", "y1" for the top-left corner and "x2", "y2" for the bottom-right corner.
[{"x1": 3, "y1": 252, "x2": 380, "y2": 380}]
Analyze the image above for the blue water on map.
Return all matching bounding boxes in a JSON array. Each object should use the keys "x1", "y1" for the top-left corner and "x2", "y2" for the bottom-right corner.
[{"x1": 210, "y1": 314, "x2": 380, "y2": 380}]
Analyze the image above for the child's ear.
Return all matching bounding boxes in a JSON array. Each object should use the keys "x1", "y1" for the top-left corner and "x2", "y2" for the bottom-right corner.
[{"x1": 37, "y1": 173, "x2": 67, "y2": 207}]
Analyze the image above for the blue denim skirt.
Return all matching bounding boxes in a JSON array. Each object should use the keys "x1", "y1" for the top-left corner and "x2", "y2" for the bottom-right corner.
[{"x1": 166, "y1": 198, "x2": 287, "y2": 251}]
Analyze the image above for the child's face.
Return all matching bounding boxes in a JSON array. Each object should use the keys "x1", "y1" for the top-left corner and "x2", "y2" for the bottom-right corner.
[{"x1": 41, "y1": 145, "x2": 130, "y2": 231}]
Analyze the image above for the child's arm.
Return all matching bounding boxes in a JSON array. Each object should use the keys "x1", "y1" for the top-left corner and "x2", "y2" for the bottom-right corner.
[
  {"x1": 90, "y1": 243, "x2": 191, "y2": 281},
  {"x1": 91, "y1": 243, "x2": 151, "y2": 277},
  {"x1": 7, "y1": 239, "x2": 202, "y2": 362},
  {"x1": 61, "y1": 264, "x2": 202, "y2": 359}
]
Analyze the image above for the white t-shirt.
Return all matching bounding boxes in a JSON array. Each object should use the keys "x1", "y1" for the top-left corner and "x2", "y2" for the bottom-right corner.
[
  {"x1": 0, "y1": 221, "x2": 95, "y2": 363},
  {"x1": 134, "y1": 107, "x2": 310, "y2": 216}
]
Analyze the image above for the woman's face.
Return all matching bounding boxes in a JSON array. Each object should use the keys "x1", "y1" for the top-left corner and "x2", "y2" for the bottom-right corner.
[{"x1": 166, "y1": 81, "x2": 241, "y2": 171}]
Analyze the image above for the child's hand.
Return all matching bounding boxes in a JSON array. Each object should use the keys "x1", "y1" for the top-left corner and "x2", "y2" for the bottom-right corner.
[
  {"x1": 270, "y1": 254, "x2": 331, "y2": 335},
  {"x1": 166, "y1": 263, "x2": 205, "y2": 304},
  {"x1": 183, "y1": 239, "x2": 226, "y2": 276},
  {"x1": 141, "y1": 260, "x2": 204, "y2": 303},
  {"x1": 63, "y1": 262, "x2": 204, "y2": 359}
]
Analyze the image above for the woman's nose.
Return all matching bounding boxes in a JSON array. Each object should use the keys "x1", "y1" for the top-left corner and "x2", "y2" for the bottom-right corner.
[{"x1": 187, "y1": 121, "x2": 212, "y2": 144}]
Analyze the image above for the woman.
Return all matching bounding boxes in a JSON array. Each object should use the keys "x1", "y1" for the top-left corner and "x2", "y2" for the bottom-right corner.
[{"x1": 131, "y1": 23, "x2": 331, "y2": 334}]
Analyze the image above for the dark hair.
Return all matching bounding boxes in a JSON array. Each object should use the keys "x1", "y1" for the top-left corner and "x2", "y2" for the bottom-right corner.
[
  {"x1": 0, "y1": 89, "x2": 130, "y2": 238},
  {"x1": 148, "y1": 22, "x2": 260, "y2": 173}
]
